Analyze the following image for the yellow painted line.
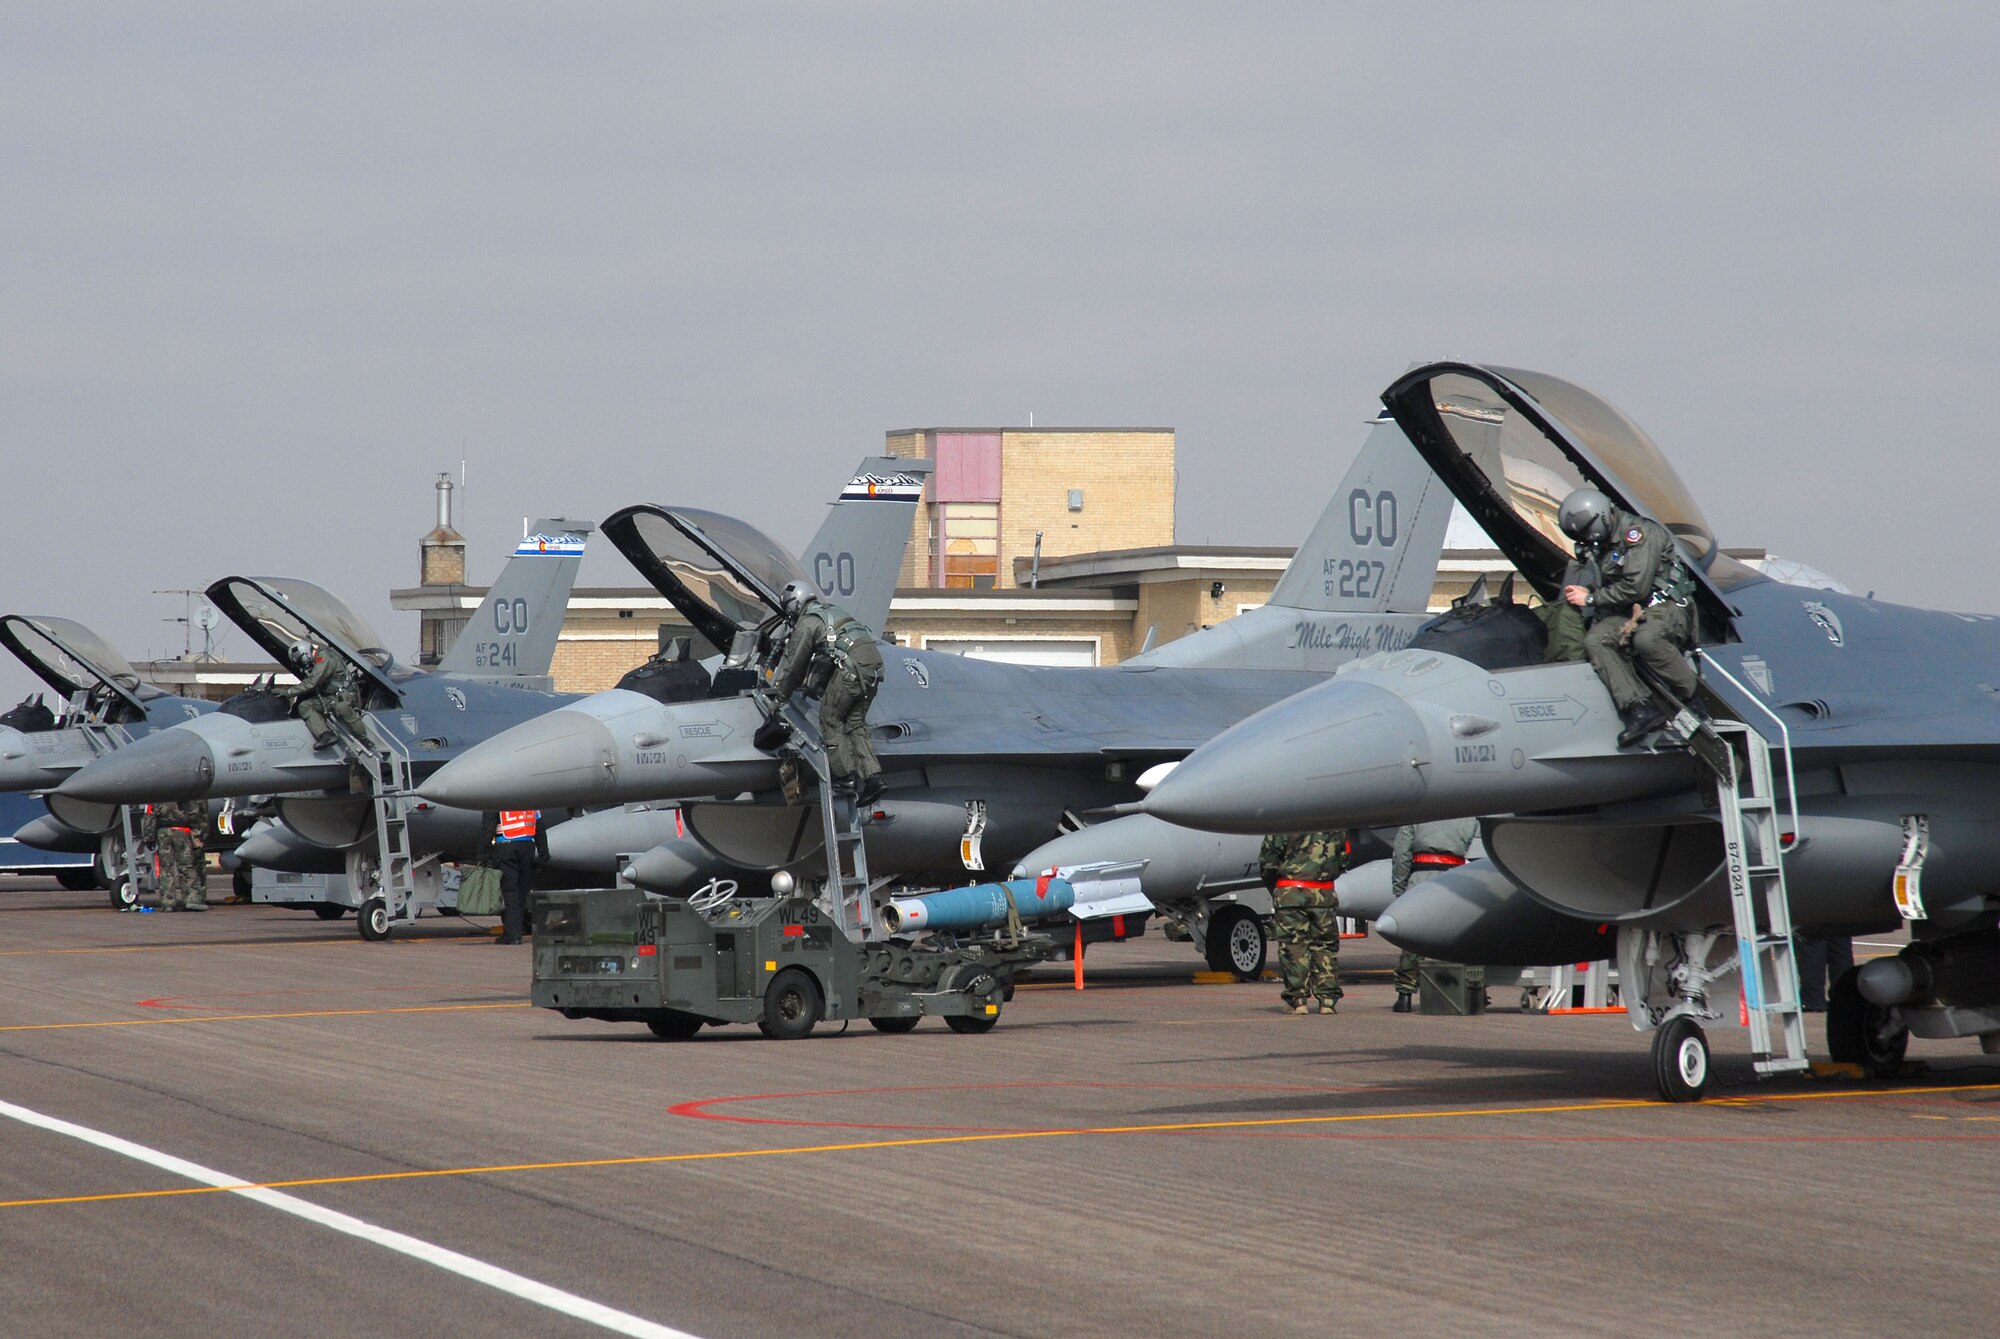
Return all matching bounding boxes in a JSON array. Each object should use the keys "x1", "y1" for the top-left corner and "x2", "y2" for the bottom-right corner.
[
  {"x1": 8, "y1": 1080, "x2": 1996, "y2": 1212},
  {"x1": 0, "y1": 1002, "x2": 531, "y2": 1033}
]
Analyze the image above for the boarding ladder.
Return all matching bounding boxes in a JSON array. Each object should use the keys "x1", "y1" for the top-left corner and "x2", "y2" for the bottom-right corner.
[
  {"x1": 339, "y1": 718, "x2": 422, "y2": 925},
  {"x1": 1698, "y1": 662, "x2": 1810, "y2": 1076},
  {"x1": 778, "y1": 699, "x2": 877, "y2": 941},
  {"x1": 70, "y1": 712, "x2": 147, "y2": 897}
]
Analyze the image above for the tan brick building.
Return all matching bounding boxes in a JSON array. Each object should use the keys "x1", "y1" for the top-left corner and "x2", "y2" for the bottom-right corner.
[{"x1": 884, "y1": 427, "x2": 1175, "y2": 590}]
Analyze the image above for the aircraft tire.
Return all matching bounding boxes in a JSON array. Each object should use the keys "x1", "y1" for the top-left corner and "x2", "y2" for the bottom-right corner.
[
  {"x1": 868, "y1": 1016, "x2": 920, "y2": 1034},
  {"x1": 56, "y1": 868, "x2": 98, "y2": 892},
  {"x1": 311, "y1": 904, "x2": 347, "y2": 921},
  {"x1": 645, "y1": 1011, "x2": 704, "y2": 1041},
  {"x1": 762, "y1": 968, "x2": 822, "y2": 1040},
  {"x1": 107, "y1": 876, "x2": 138, "y2": 912},
  {"x1": 1206, "y1": 906, "x2": 1268, "y2": 981},
  {"x1": 1827, "y1": 967, "x2": 1908, "y2": 1079},
  {"x1": 1652, "y1": 1017, "x2": 1709, "y2": 1102},
  {"x1": 357, "y1": 897, "x2": 392, "y2": 942}
]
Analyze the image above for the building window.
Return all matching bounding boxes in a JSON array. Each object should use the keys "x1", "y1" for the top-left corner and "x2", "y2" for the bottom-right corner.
[{"x1": 939, "y1": 502, "x2": 999, "y2": 590}]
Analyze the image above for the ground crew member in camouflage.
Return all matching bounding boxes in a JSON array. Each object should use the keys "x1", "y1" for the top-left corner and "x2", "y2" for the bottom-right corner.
[
  {"x1": 1558, "y1": 488, "x2": 1698, "y2": 746},
  {"x1": 278, "y1": 640, "x2": 369, "y2": 751},
  {"x1": 769, "y1": 581, "x2": 886, "y2": 805},
  {"x1": 147, "y1": 799, "x2": 208, "y2": 911},
  {"x1": 1390, "y1": 817, "x2": 1479, "y2": 1011},
  {"x1": 1259, "y1": 829, "x2": 1350, "y2": 1014}
]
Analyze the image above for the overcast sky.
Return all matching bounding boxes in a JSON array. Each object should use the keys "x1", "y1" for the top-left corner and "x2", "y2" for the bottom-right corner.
[{"x1": 4, "y1": 3, "x2": 1997, "y2": 700}]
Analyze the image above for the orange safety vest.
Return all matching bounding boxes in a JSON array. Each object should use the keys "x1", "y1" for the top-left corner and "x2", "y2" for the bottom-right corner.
[{"x1": 497, "y1": 810, "x2": 539, "y2": 841}]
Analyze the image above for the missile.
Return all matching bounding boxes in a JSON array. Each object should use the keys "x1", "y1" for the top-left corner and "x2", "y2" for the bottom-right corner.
[
  {"x1": 1014, "y1": 813, "x2": 1262, "y2": 906},
  {"x1": 419, "y1": 690, "x2": 775, "y2": 810},
  {"x1": 880, "y1": 876, "x2": 1076, "y2": 934},
  {"x1": 1372, "y1": 860, "x2": 1614, "y2": 966},
  {"x1": 1144, "y1": 652, "x2": 1696, "y2": 835}
]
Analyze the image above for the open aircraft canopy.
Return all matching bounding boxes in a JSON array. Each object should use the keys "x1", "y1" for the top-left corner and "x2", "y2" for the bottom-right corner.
[
  {"x1": 601, "y1": 505, "x2": 815, "y2": 652},
  {"x1": 0, "y1": 615, "x2": 150, "y2": 718},
  {"x1": 1380, "y1": 363, "x2": 1760, "y2": 634},
  {"x1": 205, "y1": 577, "x2": 404, "y2": 702}
]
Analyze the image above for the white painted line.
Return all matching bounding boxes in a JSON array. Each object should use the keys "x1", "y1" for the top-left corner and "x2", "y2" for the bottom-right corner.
[{"x1": 0, "y1": 1097, "x2": 702, "y2": 1339}]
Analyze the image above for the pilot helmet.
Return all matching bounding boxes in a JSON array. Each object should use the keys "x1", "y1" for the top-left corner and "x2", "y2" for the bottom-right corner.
[
  {"x1": 286, "y1": 639, "x2": 315, "y2": 669},
  {"x1": 1557, "y1": 488, "x2": 1617, "y2": 545},
  {"x1": 780, "y1": 581, "x2": 813, "y2": 616}
]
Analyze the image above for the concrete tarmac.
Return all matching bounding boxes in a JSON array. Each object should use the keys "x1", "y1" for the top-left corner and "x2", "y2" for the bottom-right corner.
[{"x1": 3, "y1": 875, "x2": 1996, "y2": 1338}]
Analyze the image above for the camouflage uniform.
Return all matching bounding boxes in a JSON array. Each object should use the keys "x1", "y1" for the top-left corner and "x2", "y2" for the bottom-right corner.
[
  {"x1": 1259, "y1": 830, "x2": 1350, "y2": 1013},
  {"x1": 147, "y1": 799, "x2": 208, "y2": 911},
  {"x1": 770, "y1": 599, "x2": 885, "y2": 789},
  {"x1": 1576, "y1": 511, "x2": 1697, "y2": 708},
  {"x1": 279, "y1": 650, "x2": 369, "y2": 748},
  {"x1": 1391, "y1": 818, "x2": 1479, "y2": 1000}
]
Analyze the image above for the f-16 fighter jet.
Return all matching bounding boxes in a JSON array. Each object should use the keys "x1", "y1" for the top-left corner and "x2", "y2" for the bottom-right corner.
[
  {"x1": 414, "y1": 414, "x2": 1457, "y2": 905},
  {"x1": 0, "y1": 616, "x2": 218, "y2": 905},
  {"x1": 1145, "y1": 362, "x2": 2000, "y2": 1100},
  {"x1": 58, "y1": 460, "x2": 931, "y2": 937}
]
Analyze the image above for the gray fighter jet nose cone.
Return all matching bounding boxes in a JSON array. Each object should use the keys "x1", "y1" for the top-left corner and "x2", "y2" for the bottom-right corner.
[
  {"x1": 1143, "y1": 679, "x2": 1430, "y2": 834},
  {"x1": 57, "y1": 729, "x2": 215, "y2": 803},
  {"x1": 419, "y1": 708, "x2": 618, "y2": 810}
]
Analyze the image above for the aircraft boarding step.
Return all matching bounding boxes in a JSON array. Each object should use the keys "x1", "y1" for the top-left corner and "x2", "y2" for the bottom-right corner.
[
  {"x1": 779, "y1": 700, "x2": 875, "y2": 941},
  {"x1": 340, "y1": 720, "x2": 423, "y2": 925},
  {"x1": 1708, "y1": 719, "x2": 1810, "y2": 1076},
  {"x1": 75, "y1": 722, "x2": 148, "y2": 896}
]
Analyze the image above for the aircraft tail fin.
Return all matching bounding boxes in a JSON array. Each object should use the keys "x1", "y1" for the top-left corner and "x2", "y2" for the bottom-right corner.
[
  {"x1": 799, "y1": 457, "x2": 934, "y2": 632},
  {"x1": 1265, "y1": 416, "x2": 1453, "y2": 615},
  {"x1": 436, "y1": 517, "x2": 595, "y2": 686}
]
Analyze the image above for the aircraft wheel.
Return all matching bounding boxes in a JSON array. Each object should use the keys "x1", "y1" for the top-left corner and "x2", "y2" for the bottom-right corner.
[
  {"x1": 357, "y1": 897, "x2": 392, "y2": 942},
  {"x1": 312, "y1": 904, "x2": 347, "y2": 921},
  {"x1": 53, "y1": 868, "x2": 95, "y2": 892},
  {"x1": 1652, "y1": 1016, "x2": 1709, "y2": 1102},
  {"x1": 761, "y1": 968, "x2": 822, "y2": 1040},
  {"x1": 107, "y1": 877, "x2": 138, "y2": 912},
  {"x1": 1827, "y1": 967, "x2": 1908, "y2": 1078},
  {"x1": 645, "y1": 1011, "x2": 704, "y2": 1041},
  {"x1": 232, "y1": 870, "x2": 253, "y2": 902},
  {"x1": 1206, "y1": 907, "x2": 1268, "y2": 981},
  {"x1": 868, "y1": 1016, "x2": 920, "y2": 1034}
]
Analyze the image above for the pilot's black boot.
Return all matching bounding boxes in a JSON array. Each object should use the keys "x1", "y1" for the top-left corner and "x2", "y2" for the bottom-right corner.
[
  {"x1": 312, "y1": 732, "x2": 338, "y2": 751},
  {"x1": 1617, "y1": 702, "x2": 1667, "y2": 747},
  {"x1": 857, "y1": 776, "x2": 885, "y2": 808},
  {"x1": 1392, "y1": 993, "x2": 1414, "y2": 1013}
]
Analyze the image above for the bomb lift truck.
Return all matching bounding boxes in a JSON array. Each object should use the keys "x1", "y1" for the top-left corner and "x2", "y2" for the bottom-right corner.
[{"x1": 530, "y1": 706, "x2": 1053, "y2": 1040}]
